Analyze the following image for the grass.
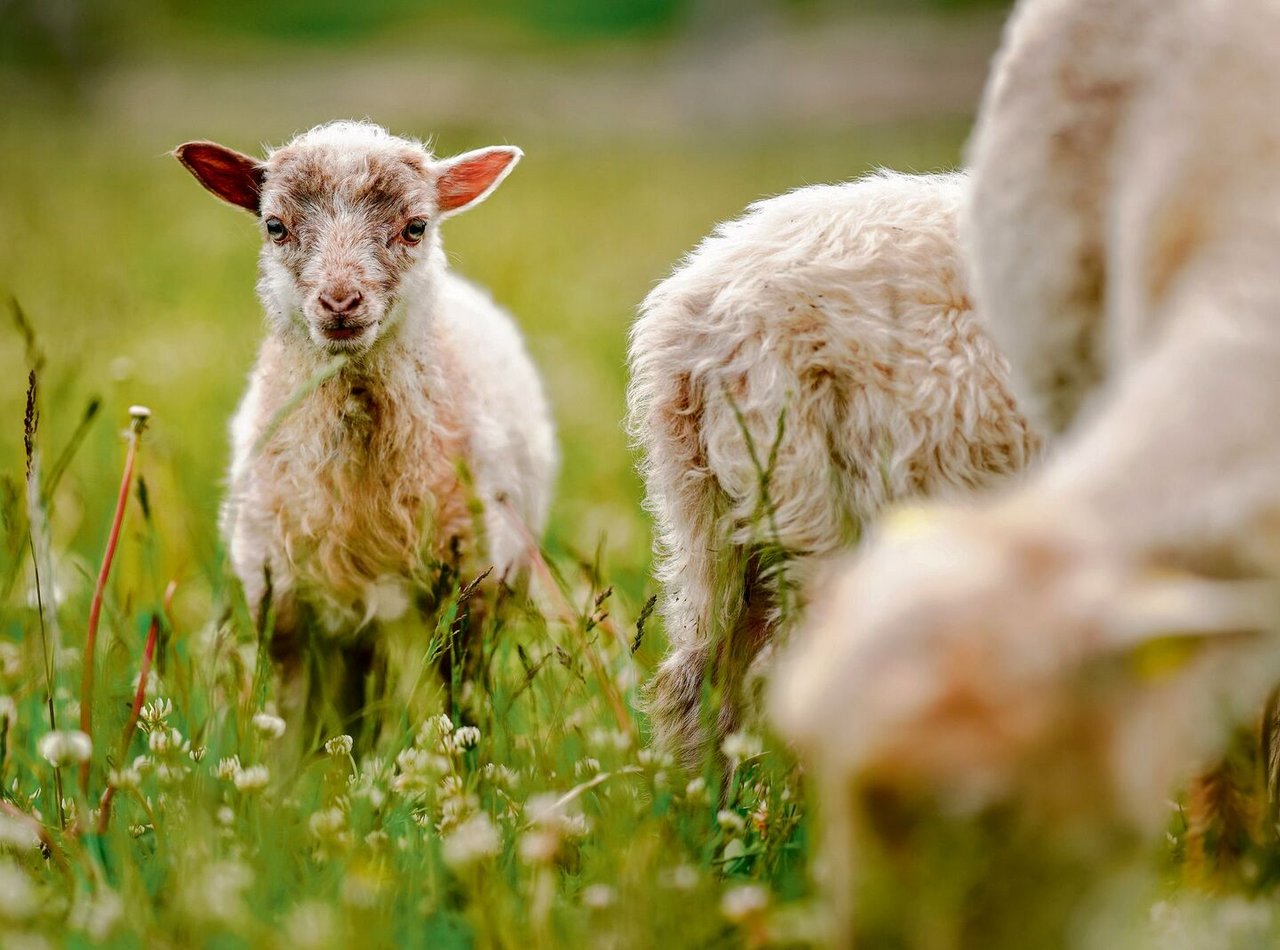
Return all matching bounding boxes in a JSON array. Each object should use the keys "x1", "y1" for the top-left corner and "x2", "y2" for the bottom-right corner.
[{"x1": 0, "y1": 84, "x2": 975, "y2": 946}]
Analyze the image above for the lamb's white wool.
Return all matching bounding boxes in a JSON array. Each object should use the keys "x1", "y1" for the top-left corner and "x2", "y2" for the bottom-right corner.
[
  {"x1": 774, "y1": 0, "x2": 1280, "y2": 934},
  {"x1": 628, "y1": 171, "x2": 1039, "y2": 765},
  {"x1": 177, "y1": 120, "x2": 555, "y2": 694}
]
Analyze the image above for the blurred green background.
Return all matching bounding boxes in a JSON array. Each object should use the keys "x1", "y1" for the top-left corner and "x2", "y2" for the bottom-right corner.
[{"x1": 0, "y1": 0, "x2": 1008, "y2": 621}]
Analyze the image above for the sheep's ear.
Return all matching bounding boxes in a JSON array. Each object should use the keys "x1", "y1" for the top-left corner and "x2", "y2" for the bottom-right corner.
[
  {"x1": 175, "y1": 141, "x2": 265, "y2": 214},
  {"x1": 434, "y1": 146, "x2": 522, "y2": 218}
]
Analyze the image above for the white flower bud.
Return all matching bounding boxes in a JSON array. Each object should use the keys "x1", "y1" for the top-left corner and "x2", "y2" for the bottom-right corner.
[
  {"x1": 37, "y1": 730, "x2": 92, "y2": 767},
  {"x1": 324, "y1": 734, "x2": 354, "y2": 757},
  {"x1": 252, "y1": 712, "x2": 286, "y2": 740}
]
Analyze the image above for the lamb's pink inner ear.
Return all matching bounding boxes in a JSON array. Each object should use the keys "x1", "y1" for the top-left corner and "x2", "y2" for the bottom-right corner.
[
  {"x1": 436, "y1": 147, "x2": 522, "y2": 216},
  {"x1": 175, "y1": 141, "x2": 265, "y2": 214}
]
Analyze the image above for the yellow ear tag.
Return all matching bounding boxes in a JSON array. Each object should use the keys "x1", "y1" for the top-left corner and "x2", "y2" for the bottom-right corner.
[{"x1": 879, "y1": 505, "x2": 941, "y2": 543}]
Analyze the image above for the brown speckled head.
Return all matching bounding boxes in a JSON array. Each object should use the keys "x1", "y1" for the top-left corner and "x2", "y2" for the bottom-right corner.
[{"x1": 176, "y1": 121, "x2": 522, "y2": 354}]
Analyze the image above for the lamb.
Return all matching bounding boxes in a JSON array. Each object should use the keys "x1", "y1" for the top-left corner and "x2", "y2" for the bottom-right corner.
[
  {"x1": 627, "y1": 171, "x2": 1041, "y2": 767},
  {"x1": 772, "y1": 0, "x2": 1280, "y2": 941},
  {"x1": 176, "y1": 120, "x2": 556, "y2": 733}
]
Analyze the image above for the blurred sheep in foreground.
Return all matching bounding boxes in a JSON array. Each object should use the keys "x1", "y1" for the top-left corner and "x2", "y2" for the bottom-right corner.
[
  {"x1": 627, "y1": 171, "x2": 1040, "y2": 767},
  {"x1": 773, "y1": 0, "x2": 1280, "y2": 942},
  {"x1": 176, "y1": 121, "x2": 556, "y2": 735}
]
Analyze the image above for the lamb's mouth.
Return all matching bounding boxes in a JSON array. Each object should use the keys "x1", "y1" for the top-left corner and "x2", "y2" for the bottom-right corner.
[{"x1": 320, "y1": 321, "x2": 370, "y2": 342}]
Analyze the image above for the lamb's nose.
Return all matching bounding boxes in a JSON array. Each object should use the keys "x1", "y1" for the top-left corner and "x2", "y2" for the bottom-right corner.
[{"x1": 319, "y1": 290, "x2": 363, "y2": 314}]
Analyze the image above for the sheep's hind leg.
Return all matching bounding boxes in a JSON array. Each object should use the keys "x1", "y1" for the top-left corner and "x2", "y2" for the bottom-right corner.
[{"x1": 647, "y1": 549, "x2": 778, "y2": 773}]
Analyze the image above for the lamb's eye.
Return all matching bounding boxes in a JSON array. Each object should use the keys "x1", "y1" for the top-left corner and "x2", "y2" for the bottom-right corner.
[
  {"x1": 401, "y1": 219, "x2": 427, "y2": 244},
  {"x1": 265, "y1": 217, "x2": 288, "y2": 242}
]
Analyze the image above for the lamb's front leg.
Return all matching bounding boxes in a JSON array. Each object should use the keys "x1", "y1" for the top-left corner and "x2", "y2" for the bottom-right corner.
[{"x1": 226, "y1": 509, "x2": 316, "y2": 760}]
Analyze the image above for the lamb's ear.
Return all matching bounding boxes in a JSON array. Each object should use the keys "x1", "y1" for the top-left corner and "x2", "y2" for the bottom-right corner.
[
  {"x1": 434, "y1": 146, "x2": 522, "y2": 218},
  {"x1": 1100, "y1": 574, "x2": 1279, "y2": 671},
  {"x1": 174, "y1": 141, "x2": 265, "y2": 214}
]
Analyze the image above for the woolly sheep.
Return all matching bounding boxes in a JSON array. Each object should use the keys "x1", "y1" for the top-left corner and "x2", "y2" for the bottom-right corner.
[
  {"x1": 628, "y1": 171, "x2": 1040, "y2": 766},
  {"x1": 176, "y1": 121, "x2": 556, "y2": 729},
  {"x1": 773, "y1": 0, "x2": 1280, "y2": 940}
]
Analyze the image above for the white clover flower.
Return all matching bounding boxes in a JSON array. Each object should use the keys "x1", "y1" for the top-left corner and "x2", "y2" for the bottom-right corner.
[
  {"x1": 482, "y1": 763, "x2": 520, "y2": 788},
  {"x1": 519, "y1": 792, "x2": 590, "y2": 862},
  {"x1": 721, "y1": 884, "x2": 770, "y2": 923},
  {"x1": 581, "y1": 884, "x2": 616, "y2": 909},
  {"x1": 574, "y1": 758, "x2": 601, "y2": 778},
  {"x1": 0, "y1": 644, "x2": 21, "y2": 680},
  {"x1": 233, "y1": 764, "x2": 270, "y2": 792},
  {"x1": 325, "y1": 734, "x2": 354, "y2": 757},
  {"x1": 309, "y1": 807, "x2": 347, "y2": 839},
  {"x1": 128, "y1": 823, "x2": 151, "y2": 838},
  {"x1": 0, "y1": 861, "x2": 39, "y2": 920},
  {"x1": 393, "y1": 747, "x2": 449, "y2": 793},
  {"x1": 148, "y1": 727, "x2": 188, "y2": 756},
  {"x1": 721, "y1": 731, "x2": 763, "y2": 767},
  {"x1": 138, "y1": 699, "x2": 173, "y2": 732},
  {"x1": 523, "y1": 793, "x2": 562, "y2": 825},
  {"x1": 364, "y1": 829, "x2": 389, "y2": 850},
  {"x1": 587, "y1": 728, "x2": 632, "y2": 752},
  {"x1": 215, "y1": 756, "x2": 242, "y2": 781},
  {"x1": 107, "y1": 767, "x2": 141, "y2": 792},
  {"x1": 284, "y1": 900, "x2": 338, "y2": 949},
  {"x1": 189, "y1": 745, "x2": 206, "y2": 763},
  {"x1": 0, "y1": 814, "x2": 40, "y2": 852},
  {"x1": 441, "y1": 813, "x2": 501, "y2": 870},
  {"x1": 637, "y1": 747, "x2": 673, "y2": 769},
  {"x1": 450, "y1": 725, "x2": 481, "y2": 751},
  {"x1": 437, "y1": 793, "x2": 482, "y2": 834},
  {"x1": 251, "y1": 712, "x2": 286, "y2": 740},
  {"x1": 340, "y1": 869, "x2": 383, "y2": 910},
  {"x1": 685, "y1": 776, "x2": 710, "y2": 805},
  {"x1": 357, "y1": 754, "x2": 389, "y2": 779},
  {"x1": 350, "y1": 780, "x2": 387, "y2": 810},
  {"x1": 665, "y1": 864, "x2": 699, "y2": 891},
  {"x1": 152, "y1": 763, "x2": 184, "y2": 786},
  {"x1": 216, "y1": 806, "x2": 235, "y2": 827},
  {"x1": 69, "y1": 886, "x2": 124, "y2": 941},
  {"x1": 37, "y1": 730, "x2": 92, "y2": 767},
  {"x1": 517, "y1": 827, "x2": 560, "y2": 866},
  {"x1": 185, "y1": 859, "x2": 252, "y2": 923},
  {"x1": 717, "y1": 810, "x2": 746, "y2": 834}
]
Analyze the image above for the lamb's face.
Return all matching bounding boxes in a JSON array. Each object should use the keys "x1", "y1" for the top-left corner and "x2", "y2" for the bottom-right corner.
[
  {"x1": 771, "y1": 504, "x2": 1277, "y2": 827},
  {"x1": 256, "y1": 137, "x2": 438, "y2": 354},
  {"x1": 175, "y1": 121, "x2": 522, "y2": 356}
]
